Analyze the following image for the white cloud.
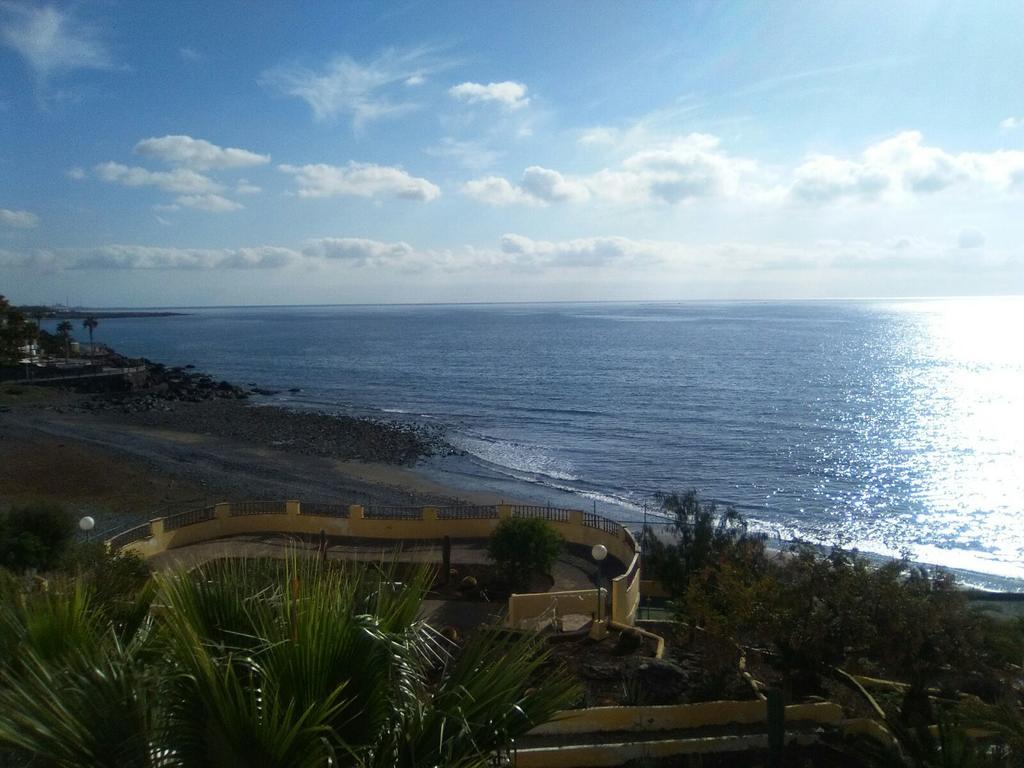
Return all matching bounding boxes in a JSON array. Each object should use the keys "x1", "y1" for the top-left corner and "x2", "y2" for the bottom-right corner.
[
  {"x1": 2, "y1": 232, "x2": 1011, "y2": 277},
  {"x1": 94, "y1": 162, "x2": 223, "y2": 195},
  {"x1": 461, "y1": 176, "x2": 542, "y2": 207},
  {"x1": 134, "y1": 135, "x2": 270, "y2": 170},
  {"x1": 957, "y1": 227, "x2": 986, "y2": 249},
  {"x1": 467, "y1": 134, "x2": 755, "y2": 207},
  {"x1": 179, "y1": 46, "x2": 203, "y2": 62},
  {"x1": 520, "y1": 167, "x2": 591, "y2": 203},
  {"x1": 302, "y1": 238, "x2": 415, "y2": 266},
  {"x1": 449, "y1": 80, "x2": 529, "y2": 110},
  {"x1": 500, "y1": 234, "x2": 666, "y2": 268},
  {"x1": 463, "y1": 166, "x2": 589, "y2": 206},
  {"x1": 426, "y1": 138, "x2": 502, "y2": 170},
  {"x1": 260, "y1": 47, "x2": 452, "y2": 129},
  {"x1": 608, "y1": 134, "x2": 756, "y2": 203},
  {"x1": 1000, "y1": 116, "x2": 1022, "y2": 131},
  {"x1": 0, "y1": 244, "x2": 297, "y2": 270},
  {"x1": 404, "y1": 73, "x2": 425, "y2": 87},
  {"x1": 279, "y1": 162, "x2": 441, "y2": 201},
  {"x1": 791, "y1": 155, "x2": 890, "y2": 203},
  {"x1": 0, "y1": 207, "x2": 38, "y2": 228},
  {"x1": 175, "y1": 194, "x2": 244, "y2": 213},
  {"x1": 66, "y1": 166, "x2": 86, "y2": 179},
  {"x1": 0, "y1": 2, "x2": 113, "y2": 82},
  {"x1": 789, "y1": 131, "x2": 1024, "y2": 203}
]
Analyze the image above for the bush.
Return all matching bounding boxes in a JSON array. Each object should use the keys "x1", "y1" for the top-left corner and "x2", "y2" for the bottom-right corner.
[
  {"x1": 0, "y1": 502, "x2": 75, "y2": 571},
  {"x1": 488, "y1": 517, "x2": 564, "y2": 588},
  {"x1": 59, "y1": 541, "x2": 152, "y2": 623}
]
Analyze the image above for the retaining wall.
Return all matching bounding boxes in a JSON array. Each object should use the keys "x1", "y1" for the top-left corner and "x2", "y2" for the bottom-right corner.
[{"x1": 111, "y1": 500, "x2": 641, "y2": 627}]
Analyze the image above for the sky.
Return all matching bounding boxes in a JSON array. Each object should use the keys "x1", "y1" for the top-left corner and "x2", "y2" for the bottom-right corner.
[{"x1": 2, "y1": 0, "x2": 1024, "y2": 306}]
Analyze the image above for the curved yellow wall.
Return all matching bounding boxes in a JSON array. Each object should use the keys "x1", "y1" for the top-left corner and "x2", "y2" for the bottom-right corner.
[{"x1": 112, "y1": 500, "x2": 642, "y2": 626}]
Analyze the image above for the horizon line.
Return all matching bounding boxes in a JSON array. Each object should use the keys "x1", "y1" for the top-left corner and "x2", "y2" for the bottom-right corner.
[{"x1": 24, "y1": 293, "x2": 1024, "y2": 312}]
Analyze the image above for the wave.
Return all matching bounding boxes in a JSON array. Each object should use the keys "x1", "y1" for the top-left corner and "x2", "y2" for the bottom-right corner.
[{"x1": 450, "y1": 432, "x2": 580, "y2": 482}]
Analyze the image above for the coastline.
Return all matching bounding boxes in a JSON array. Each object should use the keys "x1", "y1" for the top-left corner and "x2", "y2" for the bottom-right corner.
[{"x1": 0, "y1": 379, "x2": 522, "y2": 537}]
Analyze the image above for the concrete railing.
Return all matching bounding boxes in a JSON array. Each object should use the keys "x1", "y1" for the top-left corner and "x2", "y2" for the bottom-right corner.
[
  {"x1": 516, "y1": 701, "x2": 848, "y2": 767},
  {"x1": 109, "y1": 500, "x2": 641, "y2": 627}
]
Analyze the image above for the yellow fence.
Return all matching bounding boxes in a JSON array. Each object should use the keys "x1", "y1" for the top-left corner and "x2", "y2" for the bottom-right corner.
[
  {"x1": 516, "y1": 702, "x2": 845, "y2": 767},
  {"x1": 530, "y1": 700, "x2": 843, "y2": 736},
  {"x1": 109, "y1": 500, "x2": 642, "y2": 627}
]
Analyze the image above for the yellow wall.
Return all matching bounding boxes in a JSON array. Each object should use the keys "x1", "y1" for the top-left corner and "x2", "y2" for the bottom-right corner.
[
  {"x1": 529, "y1": 701, "x2": 842, "y2": 736},
  {"x1": 508, "y1": 588, "x2": 602, "y2": 628},
  {"x1": 111, "y1": 500, "x2": 643, "y2": 627}
]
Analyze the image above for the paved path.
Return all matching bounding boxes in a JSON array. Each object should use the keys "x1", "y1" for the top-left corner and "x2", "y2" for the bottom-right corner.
[
  {"x1": 149, "y1": 533, "x2": 600, "y2": 592},
  {"x1": 149, "y1": 533, "x2": 605, "y2": 632}
]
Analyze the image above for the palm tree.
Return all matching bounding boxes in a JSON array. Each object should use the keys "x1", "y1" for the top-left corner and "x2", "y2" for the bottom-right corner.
[
  {"x1": 0, "y1": 555, "x2": 578, "y2": 767},
  {"x1": 82, "y1": 316, "x2": 98, "y2": 361},
  {"x1": 55, "y1": 320, "x2": 73, "y2": 363}
]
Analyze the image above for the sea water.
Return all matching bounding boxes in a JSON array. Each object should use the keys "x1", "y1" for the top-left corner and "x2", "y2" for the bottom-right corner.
[{"x1": 92, "y1": 298, "x2": 1024, "y2": 589}]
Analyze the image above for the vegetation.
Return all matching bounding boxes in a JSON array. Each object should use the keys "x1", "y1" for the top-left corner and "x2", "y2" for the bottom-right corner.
[
  {"x1": 82, "y1": 316, "x2": 98, "y2": 358},
  {"x1": 0, "y1": 502, "x2": 77, "y2": 572},
  {"x1": 488, "y1": 516, "x2": 564, "y2": 589},
  {"x1": 0, "y1": 555, "x2": 576, "y2": 767},
  {"x1": 0, "y1": 296, "x2": 32, "y2": 365},
  {"x1": 55, "y1": 320, "x2": 73, "y2": 362},
  {"x1": 642, "y1": 491, "x2": 1024, "y2": 763}
]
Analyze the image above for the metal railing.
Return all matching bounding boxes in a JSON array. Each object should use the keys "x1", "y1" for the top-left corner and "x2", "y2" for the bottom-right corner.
[
  {"x1": 363, "y1": 505, "x2": 423, "y2": 520},
  {"x1": 436, "y1": 505, "x2": 498, "y2": 520},
  {"x1": 163, "y1": 505, "x2": 215, "y2": 531},
  {"x1": 583, "y1": 511, "x2": 620, "y2": 535},
  {"x1": 107, "y1": 523, "x2": 152, "y2": 549},
  {"x1": 300, "y1": 502, "x2": 349, "y2": 518},
  {"x1": 511, "y1": 505, "x2": 572, "y2": 523},
  {"x1": 230, "y1": 501, "x2": 287, "y2": 516}
]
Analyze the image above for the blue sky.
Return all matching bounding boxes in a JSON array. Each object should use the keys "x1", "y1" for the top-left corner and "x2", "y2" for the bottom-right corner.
[{"x1": 2, "y1": 0, "x2": 1024, "y2": 306}]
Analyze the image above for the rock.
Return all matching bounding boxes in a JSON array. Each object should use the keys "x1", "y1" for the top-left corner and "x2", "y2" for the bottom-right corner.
[
  {"x1": 622, "y1": 657, "x2": 691, "y2": 705},
  {"x1": 614, "y1": 628, "x2": 644, "y2": 655}
]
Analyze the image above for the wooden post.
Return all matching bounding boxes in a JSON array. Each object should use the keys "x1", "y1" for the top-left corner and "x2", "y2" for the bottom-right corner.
[{"x1": 766, "y1": 688, "x2": 785, "y2": 767}]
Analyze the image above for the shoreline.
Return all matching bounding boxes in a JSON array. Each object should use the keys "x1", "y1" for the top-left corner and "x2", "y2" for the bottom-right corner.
[
  {"x1": 0, "y1": 380, "x2": 525, "y2": 537},
  {"x1": 3, "y1": 348, "x2": 1023, "y2": 594}
]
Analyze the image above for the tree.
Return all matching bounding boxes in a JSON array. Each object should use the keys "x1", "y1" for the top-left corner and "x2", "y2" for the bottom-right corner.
[
  {"x1": 82, "y1": 316, "x2": 98, "y2": 361},
  {"x1": 488, "y1": 516, "x2": 564, "y2": 589},
  {"x1": 0, "y1": 556, "x2": 578, "y2": 767},
  {"x1": 0, "y1": 296, "x2": 31, "y2": 365},
  {"x1": 0, "y1": 502, "x2": 76, "y2": 572},
  {"x1": 641, "y1": 490, "x2": 764, "y2": 598},
  {"x1": 55, "y1": 320, "x2": 73, "y2": 362}
]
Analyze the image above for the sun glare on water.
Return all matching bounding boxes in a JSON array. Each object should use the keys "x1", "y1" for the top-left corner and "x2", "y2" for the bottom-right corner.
[{"x1": 896, "y1": 297, "x2": 1024, "y2": 580}]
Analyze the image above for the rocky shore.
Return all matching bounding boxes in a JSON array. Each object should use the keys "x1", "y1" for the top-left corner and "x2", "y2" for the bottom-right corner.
[{"x1": 44, "y1": 354, "x2": 453, "y2": 465}]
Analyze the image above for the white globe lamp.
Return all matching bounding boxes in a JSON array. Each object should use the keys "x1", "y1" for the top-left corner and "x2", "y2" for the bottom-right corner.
[
  {"x1": 79, "y1": 516, "x2": 95, "y2": 532},
  {"x1": 591, "y1": 544, "x2": 607, "y2": 562}
]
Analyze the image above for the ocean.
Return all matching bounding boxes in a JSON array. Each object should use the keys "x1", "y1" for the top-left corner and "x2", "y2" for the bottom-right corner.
[{"x1": 89, "y1": 298, "x2": 1024, "y2": 589}]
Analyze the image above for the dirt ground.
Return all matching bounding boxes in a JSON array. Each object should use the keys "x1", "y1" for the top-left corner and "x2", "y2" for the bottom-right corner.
[{"x1": 0, "y1": 390, "x2": 521, "y2": 535}]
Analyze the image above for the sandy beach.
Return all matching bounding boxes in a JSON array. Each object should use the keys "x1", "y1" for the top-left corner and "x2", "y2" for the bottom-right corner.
[{"x1": 0, "y1": 383, "x2": 515, "y2": 536}]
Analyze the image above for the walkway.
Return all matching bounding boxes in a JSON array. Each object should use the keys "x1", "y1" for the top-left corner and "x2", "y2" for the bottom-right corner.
[{"x1": 148, "y1": 533, "x2": 602, "y2": 632}]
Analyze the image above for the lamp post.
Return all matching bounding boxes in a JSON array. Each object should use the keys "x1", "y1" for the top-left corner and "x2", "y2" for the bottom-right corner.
[
  {"x1": 79, "y1": 515, "x2": 95, "y2": 541},
  {"x1": 591, "y1": 544, "x2": 608, "y2": 626}
]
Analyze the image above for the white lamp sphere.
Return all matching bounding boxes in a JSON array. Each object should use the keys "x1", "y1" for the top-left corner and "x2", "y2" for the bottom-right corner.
[
  {"x1": 591, "y1": 544, "x2": 608, "y2": 562},
  {"x1": 79, "y1": 516, "x2": 95, "y2": 532}
]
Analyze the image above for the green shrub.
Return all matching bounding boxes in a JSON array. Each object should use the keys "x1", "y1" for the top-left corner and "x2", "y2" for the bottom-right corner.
[
  {"x1": 0, "y1": 502, "x2": 75, "y2": 572},
  {"x1": 488, "y1": 517, "x2": 564, "y2": 588},
  {"x1": 59, "y1": 542, "x2": 152, "y2": 627}
]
